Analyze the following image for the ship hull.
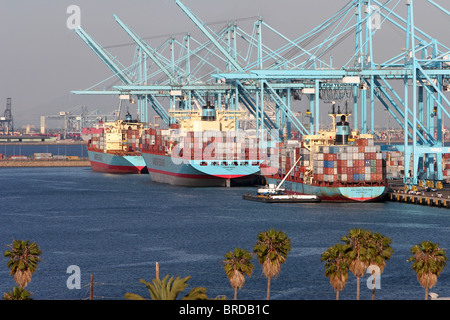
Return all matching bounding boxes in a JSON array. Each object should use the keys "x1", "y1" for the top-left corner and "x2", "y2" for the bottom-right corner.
[
  {"x1": 141, "y1": 151, "x2": 260, "y2": 187},
  {"x1": 87, "y1": 149, "x2": 146, "y2": 174},
  {"x1": 265, "y1": 177, "x2": 387, "y2": 202}
]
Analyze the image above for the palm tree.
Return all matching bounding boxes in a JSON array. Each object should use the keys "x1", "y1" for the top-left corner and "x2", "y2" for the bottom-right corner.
[
  {"x1": 125, "y1": 274, "x2": 208, "y2": 300},
  {"x1": 3, "y1": 287, "x2": 32, "y2": 300},
  {"x1": 253, "y1": 228, "x2": 291, "y2": 300},
  {"x1": 223, "y1": 247, "x2": 254, "y2": 300},
  {"x1": 341, "y1": 229, "x2": 372, "y2": 300},
  {"x1": 408, "y1": 241, "x2": 448, "y2": 300},
  {"x1": 367, "y1": 232, "x2": 394, "y2": 300},
  {"x1": 4, "y1": 240, "x2": 42, "y2": 289},
  {"x1": 321, "y1": 243, "x2": 349, "y2": 300}
]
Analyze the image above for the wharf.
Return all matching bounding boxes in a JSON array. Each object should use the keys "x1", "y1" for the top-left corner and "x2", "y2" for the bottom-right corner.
[
  {"x1": 387, "y1": 180, "x2": 450, "y2": 209},
  {"x1": 0, "y1": 159, "x2": 91, "y2": 168}
]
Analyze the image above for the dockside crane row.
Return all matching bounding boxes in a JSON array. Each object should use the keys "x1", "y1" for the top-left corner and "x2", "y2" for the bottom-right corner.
[{"x1": 71, "y1": 0, "x2": 450, "y2": 188}]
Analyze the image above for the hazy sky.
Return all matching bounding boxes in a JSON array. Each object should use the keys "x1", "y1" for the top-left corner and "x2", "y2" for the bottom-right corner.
[{"x1": 0, "y1": 0, "x2": 449, "y2": 129}]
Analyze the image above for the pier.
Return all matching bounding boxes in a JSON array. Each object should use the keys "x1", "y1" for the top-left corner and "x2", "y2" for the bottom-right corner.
[
  {"x1": 387, "y1": 180, "x2": 450, "y2": 209},
  {"x1": 0, "y1": 159, "x2": 90, "y2": 168}
]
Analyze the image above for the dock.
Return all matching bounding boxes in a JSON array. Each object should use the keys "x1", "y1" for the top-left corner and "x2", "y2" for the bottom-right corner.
[
  {"x1": 386, "y1": 180, "x2": 450, "y2": 209},
  {"x1": 0, "y1": 159, "x2": 91, "y2": 168},
  {"x1": 386, "y1": 190, "x2": 450, "y2": 208}
]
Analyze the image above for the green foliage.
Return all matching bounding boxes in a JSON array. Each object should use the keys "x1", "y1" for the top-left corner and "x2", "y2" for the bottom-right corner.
[
  {"x1": 408, "y1": 240, "x2": 448, "y2": 298},
  {"x1": 4, "y1": 240, "x2": 42, "y2": 276},
  {"x1": 321, "y1": 243, "x2": 349, "y2": 279},
  {"x1": 223, "y1": 247, "x2": 254, "y2": 299},
  {"x1": 3, "y1": 287, "x2": 33, "y2": 300},
  {"x1": 3, "y1": 240, "x2": 42, "y2": 292},
  {"x1": 223, "y1": 247, "x2": 254, "y2": 280},
  {"x1": 125, "y1": 274, "x2": 208, "y2": 300},
  {"x1": 324, "y1": 229, "x2": 394, "y2": 300},
  {"x1": 253, "y1": 228, "x2": 291, "y2": 300},
  {"x1": 321, "y1": 243, "x2": 349, "y2": 298},
  {"x1": 253, "y1": 228, "x2": 291, "y2": 272},
  {"x1": 408, "y1": 241, "x2": 448, "y2": 276}
]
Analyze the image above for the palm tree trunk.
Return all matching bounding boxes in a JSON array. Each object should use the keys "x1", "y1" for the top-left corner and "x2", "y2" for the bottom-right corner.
[
  {"x1": 356, "y1": 276, "x2": 360, "y2": 300},
  {"x1": 336, "y1": 290, "x2": 340, "y2": 300},
  {"x1": 371, "y1": 271, "x2": 376, "y2": 300},
  {"x1": 266, "y1": 276, "x2": 271, "y2": 300},
  {"x1": 234, "y1": 287, "x2": 237, "y2": 300}
]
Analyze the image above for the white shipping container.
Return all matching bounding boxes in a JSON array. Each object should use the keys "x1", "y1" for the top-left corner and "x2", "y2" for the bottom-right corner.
[{"x1": 300, "y1": 148, "x2": 310, "y2": 155}]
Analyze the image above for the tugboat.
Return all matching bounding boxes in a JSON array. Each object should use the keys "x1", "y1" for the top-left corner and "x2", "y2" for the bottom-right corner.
[{"x1": 243, "y1": 156, "x2": 321, "y2": 203}]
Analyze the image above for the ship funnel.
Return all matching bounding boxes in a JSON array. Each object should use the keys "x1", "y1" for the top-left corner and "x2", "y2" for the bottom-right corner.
[
  {"x1": 336, "y1": 114, "x2": 350, "y2": 145},
  {"x1": 201, "y1": 101, "x2": 216, "y2": 121}
]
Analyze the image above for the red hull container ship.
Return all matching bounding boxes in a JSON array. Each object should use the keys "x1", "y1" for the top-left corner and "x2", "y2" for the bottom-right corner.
[
  {"x1": 86, "y1": 115, "x2": 147, "y2": 174},
  {"x1": 263, "y1": 107, "x2": 388, "y2": 202},
  {"x1": 138, "y1": 105, "x2": 263, "y2": 187}
]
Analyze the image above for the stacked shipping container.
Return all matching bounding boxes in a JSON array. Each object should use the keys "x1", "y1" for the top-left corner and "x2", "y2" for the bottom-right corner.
[
  {"x1": 140, "y1": 128, "x2": 264, "y2": 162},
  {"x1": 87, "y1": 126, "x2": 141, "y2": 153},
  {"x1": 87, "y1": 128, "x2": 104, "y2": 150},
  {"x1": 311, "y1": 139, "x2": 385, "y2": 183}
]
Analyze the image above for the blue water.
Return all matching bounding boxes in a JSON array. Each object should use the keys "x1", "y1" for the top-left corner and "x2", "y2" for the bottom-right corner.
[{"x1": 1, "y1": 166, "x2": 450, "y2": 300}]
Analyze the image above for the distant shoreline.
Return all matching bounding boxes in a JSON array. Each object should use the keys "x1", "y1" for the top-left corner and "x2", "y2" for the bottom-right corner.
[
  {"x1": 0, "y1": 160, "x2": 91, "y2": 167},
  {"x1": 0, "y1": 141, "x2": 87, "y2": 146}
]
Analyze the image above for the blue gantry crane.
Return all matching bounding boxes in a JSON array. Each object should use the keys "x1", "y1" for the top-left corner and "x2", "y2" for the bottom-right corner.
[{"x1": 71, "y1": 0, "x2": 450, "y2": 188}]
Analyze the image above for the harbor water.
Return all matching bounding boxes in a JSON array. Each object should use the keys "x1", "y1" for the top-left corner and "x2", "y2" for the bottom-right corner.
[{"x1": 1, "y1": 166, "x2": 450, "y2": 300}]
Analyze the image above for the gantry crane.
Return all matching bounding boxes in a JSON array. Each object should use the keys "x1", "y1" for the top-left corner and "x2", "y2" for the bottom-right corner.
[
  {"x1": 0, "y1": 98, "x2": 14, "y2": 134},
  {"x1": 71, "y1": 0, "x2": 450, "y2": 188}
]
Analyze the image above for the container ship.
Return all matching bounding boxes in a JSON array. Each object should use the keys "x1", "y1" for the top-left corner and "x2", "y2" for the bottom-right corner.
[
  {"x1": 263, "y1": 105, "x2": 388, "y2": 202},
  {"x1": 86, "y1": 112, "x2": 147, "y2": 174},
  {"x1": 139, "y1": 104, "x2": 263, "y2": 187}
]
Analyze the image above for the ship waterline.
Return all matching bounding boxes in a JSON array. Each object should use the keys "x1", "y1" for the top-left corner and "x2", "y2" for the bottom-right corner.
[
  {"x1": 266, "y1": 177, "x2": 387, "y2": 202},
  {"x1": 87, "y1": 149, "x2": 146, "y2": 174},
  {"x1": 141, "y1": 152, "x2": 260, "y2": 187}
]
